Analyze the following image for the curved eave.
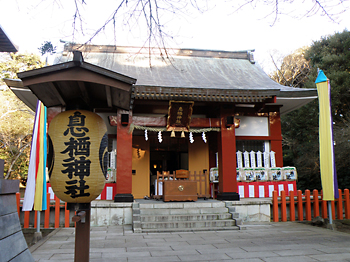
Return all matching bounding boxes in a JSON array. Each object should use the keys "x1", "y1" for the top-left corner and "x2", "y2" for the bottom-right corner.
[
  {"x1": 4, "y1": 79, "x2": 37, "y2": 111},
  {"x1": 0, "y1": 26, "x2": 18, "y2": 52},
  {"x1": 275, "y1": 96, "x2": 318, "y2": 115},
  {"x1": 15, "y1": 54, "x2": 136, "y2": 111}
]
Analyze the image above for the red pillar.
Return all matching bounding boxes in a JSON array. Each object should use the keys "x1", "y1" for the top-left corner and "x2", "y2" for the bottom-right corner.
[
  {"x1": 114, "y1": 109, "x2": 134, "y2": 202},
  {"x1": 217, "y1": 107, "x2": 240, "y2": 201},
  {"x1": 208, "y1": 132, "x2": 218, "y2": 169},
  {"x1": 269, "y1": 111, "x2": 283, "y2": 167}
]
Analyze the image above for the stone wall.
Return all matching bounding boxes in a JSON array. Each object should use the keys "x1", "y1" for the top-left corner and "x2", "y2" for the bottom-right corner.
[
  {"x1": 226, "y1": 198, "x2": 272, "y2": 222},
  {"x1": 0, "y1": 179, "x2": 34, "y2": 262},
  {"x1": 90, "y1": 200, "x2": 133, "y2": 226}
]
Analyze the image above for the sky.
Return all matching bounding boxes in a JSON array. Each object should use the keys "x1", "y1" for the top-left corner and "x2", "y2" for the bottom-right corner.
[{"x1": 1, "y1": 0, "x2": 350, "y2": 73}]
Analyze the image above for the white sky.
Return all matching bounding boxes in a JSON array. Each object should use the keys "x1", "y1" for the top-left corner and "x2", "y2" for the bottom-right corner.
[{"x1": 1, "y1": 0, "x2": 349, "y2": 73}]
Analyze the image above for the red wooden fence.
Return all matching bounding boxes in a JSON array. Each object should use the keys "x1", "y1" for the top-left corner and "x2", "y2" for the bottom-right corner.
[
  {"x1": 17, "y1": 189, "x2": 350, "y2": 227},
  {"x1": 16, "y1": 193, "x2": 71, "y2": 228},
  {"x1": 273, "y1": 189, "x2": 350, "y2": 222}
]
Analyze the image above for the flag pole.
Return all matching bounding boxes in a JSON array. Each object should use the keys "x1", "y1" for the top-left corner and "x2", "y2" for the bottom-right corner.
[
  {"x1": 33, "y1": 211, "x2": 42, "y2": 243},
  {"x1": 328, "y1": 201, "x2": 333, "y2": 225},
  {"x1": 36, "y1": 212, "x2": 41, "y2": 233},
  {"x1": 315, "y1": 70, "x2": 338, "y2": 230}
]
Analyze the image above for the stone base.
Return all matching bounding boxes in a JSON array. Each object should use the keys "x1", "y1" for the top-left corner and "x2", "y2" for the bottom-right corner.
[
  {"x1": 226, "y1": 198, "x2": 272, "y2": 222},
  {"x1": 32, "y1": 232, "x2": 42, "y2": 244},
  {"x1": 217, "y1": 192, "x2": 240, "y2": 201},
  {"x1": 67, "y1": 202, "x2": 91, "y2": 211},
  {"x1": 114, "y1": 194, "x2": 134, "y2": 202}
]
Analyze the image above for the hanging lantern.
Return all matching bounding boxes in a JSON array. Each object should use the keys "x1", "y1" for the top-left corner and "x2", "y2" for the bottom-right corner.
[
  {"x1": 48, "y1": 110, "x2": 108, "y2": 203},
  {"x1": 170, "y1": 130, "x2": 175, "y2": 137}
]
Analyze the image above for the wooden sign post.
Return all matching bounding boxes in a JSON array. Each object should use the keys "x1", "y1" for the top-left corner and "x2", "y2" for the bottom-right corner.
[
  {"x1": 70, "y1": 203, "x2": 91, "y2": 262},
  {"x1": 48, "y1": 110, "x2": 108, "y2": 262}
]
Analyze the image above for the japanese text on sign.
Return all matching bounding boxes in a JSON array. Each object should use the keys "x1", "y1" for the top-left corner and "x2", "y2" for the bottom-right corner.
[
  {"x1": 61, "y1": 111, "x2": 91, "y2": 198},
  {"x1": 166, "y1": 101, "x2": 194, "y2": 131}
]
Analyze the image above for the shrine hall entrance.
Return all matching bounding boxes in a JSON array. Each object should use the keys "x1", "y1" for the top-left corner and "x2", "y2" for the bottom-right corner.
[{"x1": 149, "y1": 135, "x2": 188, "y2": 196}]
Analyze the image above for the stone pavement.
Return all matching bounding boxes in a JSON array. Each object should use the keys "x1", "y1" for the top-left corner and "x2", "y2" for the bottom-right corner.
[{"x1": 29, "y1": 222, "x2": 350, "y2": 262}]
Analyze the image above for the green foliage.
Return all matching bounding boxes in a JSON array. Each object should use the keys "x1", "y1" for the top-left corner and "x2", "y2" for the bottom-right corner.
[
  {"x1": 270, "y1": 47, "x2": 310, "y2": 88},
  {"x1": 38, "y1": 41, "x2": 57, "y2": 56},
  {"x1": 281, "y1": 100, "x2": 321, "y2": 191},
  {"x1": 0, "y1": 53, "x2": 44, "y2": 81},
  {"x1": 305, "y1": 30, "x2": 350, "y2": 121},
  {"x1": 0, "y1": 89, "x2": 34, "y2": 180},
  {"x1": 279, "y1": 30, "x2": 350, "y2": 191},
  {"x1": 0, "y1": 52, "x2": 43, "y2": 181}
]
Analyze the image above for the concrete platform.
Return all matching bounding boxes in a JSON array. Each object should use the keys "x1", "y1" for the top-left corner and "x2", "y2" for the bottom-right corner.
[
  {"x1": 30, "y1": 222, "x2": 350, "y2": 261},
  {"x1": 90, "y1": 198, "x2": 272, "y2": 227}
]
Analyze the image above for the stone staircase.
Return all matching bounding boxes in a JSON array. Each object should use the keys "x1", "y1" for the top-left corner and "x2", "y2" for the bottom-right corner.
[{"x1": 132, "y1": 200, "x2": 241, "y2": 233}]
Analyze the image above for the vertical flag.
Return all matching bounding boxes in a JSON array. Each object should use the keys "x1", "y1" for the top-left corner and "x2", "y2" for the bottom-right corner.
[
  {"x1": 22, "y1": 101, "x2": 47, "y2": 211},
  {"x1": 315, "y1": 70, "x2": 339, "y2": 201}
]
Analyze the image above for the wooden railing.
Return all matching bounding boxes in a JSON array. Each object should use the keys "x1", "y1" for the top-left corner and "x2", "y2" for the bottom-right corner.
[
  {"x1": 16, "y1": 193, "x2": 71, "y2": 228},
  {"x1": 154, "y1": 170, "x2": 210, "y2": 199},
  {"x1": 272, "y1": 189, "x2": 350, "y2": 222}
]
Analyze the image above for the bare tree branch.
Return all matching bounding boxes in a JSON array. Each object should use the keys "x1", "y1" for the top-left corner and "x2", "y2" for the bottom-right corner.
[{"x1": 4, "y1": 142, "x2": 30, "y2": 179}]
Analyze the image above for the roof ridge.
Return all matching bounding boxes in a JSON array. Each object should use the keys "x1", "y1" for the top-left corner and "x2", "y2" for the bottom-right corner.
[{"x1": 64, "y1": 44, "x2": 255, "y2": 62}]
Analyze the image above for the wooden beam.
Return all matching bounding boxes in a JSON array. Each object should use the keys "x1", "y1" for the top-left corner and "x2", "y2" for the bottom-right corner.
[
  {"x1": 77, "y1": 81, "x2": 91, "y2": 106},
  {"x1": 109, "y1": 115, "x2": 220, "y2": 128},
  {"x1": 105, "y1": 85, "x2": 112, "y2": 108},
  {"x1": 189, "y1": 118, "x2": 220, "y2": 128},
  {"x1": 47, "y1": 82, "x2": 66, "y2": 106},
  {"x1": 133, "y1": 116, "x2": 167, "y2": 126}
]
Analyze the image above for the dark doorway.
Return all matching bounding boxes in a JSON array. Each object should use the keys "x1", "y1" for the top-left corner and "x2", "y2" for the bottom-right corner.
[{"x1": 149, "y1": 135, "x2": 188, "y2": 196}]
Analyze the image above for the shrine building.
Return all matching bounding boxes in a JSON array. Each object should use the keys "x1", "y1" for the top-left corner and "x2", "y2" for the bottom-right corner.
[{"x1": 6, "y1": 44, "x2": 317, "y2": 202}]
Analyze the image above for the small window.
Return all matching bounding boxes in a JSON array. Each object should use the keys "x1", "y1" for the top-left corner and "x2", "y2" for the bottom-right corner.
[{"x1": 236, "y1": 140, "x2": 265, "y2": 152}]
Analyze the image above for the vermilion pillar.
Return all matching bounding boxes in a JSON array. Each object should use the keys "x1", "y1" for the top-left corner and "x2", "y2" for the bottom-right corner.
[
  {"x1": 47, "y1": 107, "x2": 62, "y2": 126},
  {"x1": 217, "y1": 107, "x2": 240, "y2": 201},
  {"x1": 269, "y1": 111, "x2": 283, "y2": 167},
  {"x1": 114, "y1": 109, "x2": 134, "y2": 202}
]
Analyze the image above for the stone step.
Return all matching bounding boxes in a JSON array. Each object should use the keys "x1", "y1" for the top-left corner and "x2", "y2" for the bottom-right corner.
[
  {"x1": 141, "y1": 219, "x2": 237, "y2": 230},
  {"x1": 142, "y1": 226, "x2": 240, "y2": 233},
  {"x1": 139, "y1": 201, "x2": 226, "y2": 209},
  {"x1": 140, "y1": 213, "x2": 232, "y2": 222},
  {"x1": 140, "y1": 207, "x2": 229, "y2": 216}
]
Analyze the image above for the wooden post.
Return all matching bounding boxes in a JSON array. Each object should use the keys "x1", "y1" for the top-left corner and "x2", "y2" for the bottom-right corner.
[
  {"x1": 337, "y1": 189, "x2": 343, "y2": 220},
  {"x1": 321, "y1": 194, "x2": 328, "y2": 219},
  {"x1": 297, "y1": 190, "x2": 303, "y2": 221},
  {"x1": 44, "y1": 193, "x2": 50, "y2": 228},
  {"x1": 289, "y1": 191, "x2": 295, "y2": 222},
  {"x1": 16, "y1": 192, "x2": 20, "y2": 218},
  {"x1": 305, "y1": 190, "x2": 311, "y2": 221},
  {"x1": 313, "y1": 189, "x2": 319, "y2": 218},
  {"x1": 331, "y1": 201, "x2": 336, "y2": 220},
  {"x1": 55, "y1": 196, "x2": 60, "y2": 228},
  {"x1": 24, "y1": 211, "x2": 30, "y2": 228},
  {"x1": 217, "y1": 107, "x2": 239, "y2": 201},
  {"x1": 34, "y1": 211, "x2": 37, "y2": 228},
  {"x1": 281, "y1": 191, "x2": 287, "y2": 222},
  {"x1": 72, "y1": 204, "x2": 91, "y2": 262},
  {"x1": 345, "y1": 189, "x2": 350, "y2": 219},
  {"x1": 272, "y1": 191, "x2": 279, "y2": 222},
  {"x1": 269, "y1": 111, "x2": 283, "y2": 167},
  {"x1": 114, "y1": 109, "x2": 133, "y2": 202},
  {"x1": 65, "y1": 203, "x2": 70, "y2": 227}
]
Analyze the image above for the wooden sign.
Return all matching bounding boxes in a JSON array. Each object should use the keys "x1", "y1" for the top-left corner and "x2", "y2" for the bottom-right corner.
[
  {"x1": 48, "y1": 110, "x2": 108, "y2": 203},
  {"x1": 166, "y1": 101, "x2": 194, "y2": 131}
]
